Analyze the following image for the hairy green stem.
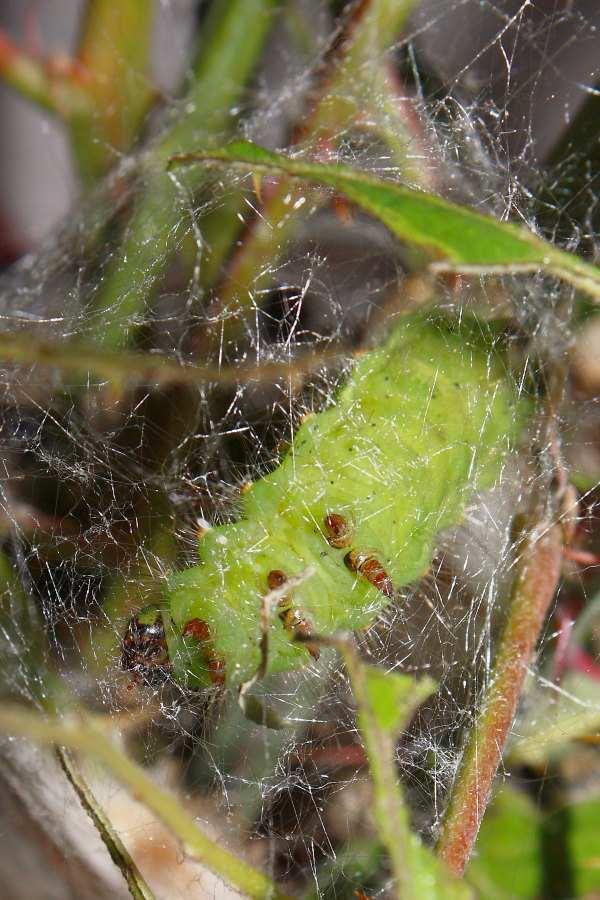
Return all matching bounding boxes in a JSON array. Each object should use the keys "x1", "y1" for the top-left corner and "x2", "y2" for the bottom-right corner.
[
  {"x1": 436, "y1": 522, "x2": 564, "y2": 875},
  {"x1": 341, "y1": 646, "x2": 417, "y2": 900}
]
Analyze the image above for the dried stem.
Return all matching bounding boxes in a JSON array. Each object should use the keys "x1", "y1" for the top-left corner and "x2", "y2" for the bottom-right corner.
[
  {"x1": 56, "y1": 747, "x2": 157, "y2": 900},
  {"x1": 0, "y1": 332, "x2": 344, "y2": 389}
]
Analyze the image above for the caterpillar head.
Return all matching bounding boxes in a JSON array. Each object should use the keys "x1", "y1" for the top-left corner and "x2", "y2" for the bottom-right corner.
[
  {"x1": 122, "y1": 518, "x2": 323, "y2": 689},
  {"x1": 121, "y1": 604, "x2": 172, "y2": 685}
]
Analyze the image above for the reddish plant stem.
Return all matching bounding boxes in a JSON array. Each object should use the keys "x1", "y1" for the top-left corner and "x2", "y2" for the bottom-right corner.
[
  {"x1": 0, "y1": 28, "x2": 92, "y2": 115},
  {"x1": 436, "y1": 520, "x2": 563, "y2": 876}
]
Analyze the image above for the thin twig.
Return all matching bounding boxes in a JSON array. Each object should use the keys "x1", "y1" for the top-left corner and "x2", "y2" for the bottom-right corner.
[
  {"x1": 0, "y1": 332, "x2": 345, "y2": 389},
  {"x1": 56, "y1": 747, "x2": 157, "y2": 900}
]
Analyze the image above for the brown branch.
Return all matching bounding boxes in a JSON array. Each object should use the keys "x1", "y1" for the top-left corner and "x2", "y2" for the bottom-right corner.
[{"x1": 436, "y1": 519, "x2": 564, "y2": 875}]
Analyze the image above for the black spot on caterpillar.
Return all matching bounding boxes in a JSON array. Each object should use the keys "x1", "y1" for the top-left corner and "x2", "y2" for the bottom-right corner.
[{"x1": 122, "y1": 312, "x2": 527, "y2": 689}]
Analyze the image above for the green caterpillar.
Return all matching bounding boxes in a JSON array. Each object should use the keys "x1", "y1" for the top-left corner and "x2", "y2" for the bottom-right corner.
[{"x1": 122, "y1": 311, "x2": 526, "y2": 691}]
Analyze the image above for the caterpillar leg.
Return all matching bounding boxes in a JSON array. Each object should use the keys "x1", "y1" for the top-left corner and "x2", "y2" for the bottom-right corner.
[
  {"x1": 322, "y1": 514, "x2": 394, "y2": 598},
  {"x1": 344, "y1": 547, "x2": 394, "y2": 597},
  {"x1": 267, "y1": 569, "x2": 320, "y2": 660},
  {"x1": 182, "y1": 618, "x2": 226, "y2": 686}
]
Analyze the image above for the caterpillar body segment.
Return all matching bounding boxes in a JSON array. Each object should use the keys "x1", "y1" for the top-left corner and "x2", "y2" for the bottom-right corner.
[{"x1": 122, "y1": 312, "x2": 526, "y2": 690}]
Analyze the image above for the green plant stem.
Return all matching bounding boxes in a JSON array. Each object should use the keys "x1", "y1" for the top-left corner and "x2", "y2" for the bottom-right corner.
[
  {"x1": 436, "y1": 521, "x2": 564, "y2": 876},
  {"x1": 335, "y1": 640, "x2": 469, "y2": 900},
  {"x1": 341, "y1": 646, "x2": 418, "y2": 900},
  {"x1": 0, "y1": 707, "x2": 297, "y2": 900},
  {"x1": 89, "y1": 0, "x2": 282, "y2": 349},
  {"x1": 56, "y1": 747, "x2": 157, "y2": 900},
  {"x1": 73, "y1": 0, "x2": 155, "y2": 182}
]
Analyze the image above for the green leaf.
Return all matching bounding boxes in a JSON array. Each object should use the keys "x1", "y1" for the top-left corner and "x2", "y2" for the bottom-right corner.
[
  {"x1": 570, "y1": 793, "x2": 600, "y2": 895},
  {"x1": 466, "y1": 787, "x2": 539, "y2": 900},
  {"x1": 469, "y1": 784, "x2": 600, "y2": 899},
  {"x1": 169, "y1": 140, "x2": 600, "y2": 302},
  {"x1": 363, "y1": 668, "x2": 437, "y2": 735},
  {"x1": 509, "y1": 671, "x2": 600, "y2": 767}
]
